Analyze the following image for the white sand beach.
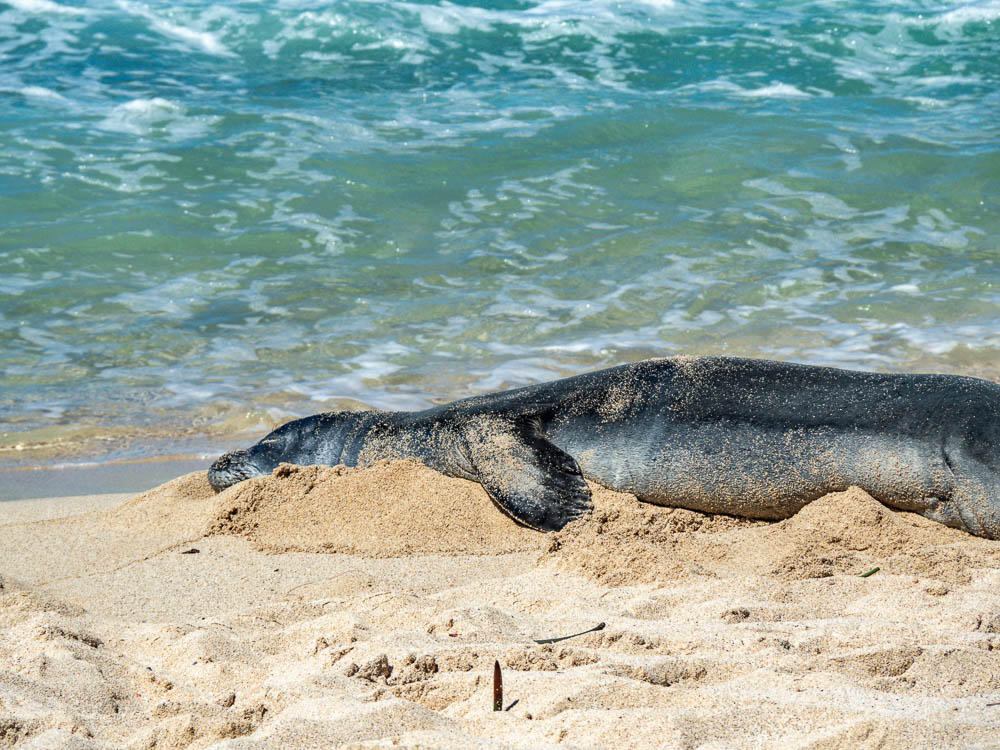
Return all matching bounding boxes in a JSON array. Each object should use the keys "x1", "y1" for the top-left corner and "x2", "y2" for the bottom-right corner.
[{"x1": 2, "y1": 459, "x2": 1000, "y2": 748}]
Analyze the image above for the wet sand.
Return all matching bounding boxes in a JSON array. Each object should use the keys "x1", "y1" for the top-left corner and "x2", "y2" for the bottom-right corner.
[
  {"x1": 2, "y1": 460, "x2": 1000, "y2": 748},
  {"x1": 0, "y1": 456, "x2": 212, "y2": 502}
]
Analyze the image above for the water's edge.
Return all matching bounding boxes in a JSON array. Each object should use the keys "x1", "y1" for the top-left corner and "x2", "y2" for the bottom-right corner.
[{"x1": 0, "y1": 455, "x2": 213, "y2": 501}]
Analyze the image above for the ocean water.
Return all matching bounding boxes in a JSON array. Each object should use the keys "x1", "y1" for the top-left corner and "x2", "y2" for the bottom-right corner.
[{"x1": 1, "y1": 0, "x2": 999, "y2": 467}]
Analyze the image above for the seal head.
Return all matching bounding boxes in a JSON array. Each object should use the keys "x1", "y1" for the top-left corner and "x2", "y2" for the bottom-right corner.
[
  {"x1": 207, "y1": 448, "x2": 267, "y2": 492},
  {"x1": 208, "y1": 411, "x2": 381, "y2": 492}
]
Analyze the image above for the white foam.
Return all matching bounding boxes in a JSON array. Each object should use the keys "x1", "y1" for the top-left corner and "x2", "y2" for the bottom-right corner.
[
  {"x1": 743, "y1": 178, "x2": 858, "y2": 220},
  {"x1": 467, "y1": 358, "x2": 574, "y2": 394},
  {"x1": 904, "y1": 96, "x2": 949, "y2": 109},
  {"x1": 98, "y1": 97, "x2": 180, "y2": 135},
  {"x1": 73, "y1": 159, "x2": 167, "y2": 194},
  {"x1": 919, "y1": 0, "x2": 1000, "y2": 29},
  {"x1": 281, "y1": 343, "x2": 435, "y2": 411},
  {"x1": 5, "y1": 0, "x2": 85, "y2": 14},
  {"x1": 739, "y1": 82, "x2": 812, "y2": 99},
  {"x1": 111, "y1": 274, "x2": 238, "y2": 318},
  {"x1": 915, "y1": 74, "x2": 983, "y2": 88},
  {"x1": 97, "y1": 97, "x2": 220, "y2": 141},
  {"x1": 413, "y1": 3, "x2": 493, "y2": 35},
  {"x1": 19, "y1": 85, "x2": 70, "y2": 104},
  {"x1": 117, "y1": 1, "x2": 232, "y2": 57}
]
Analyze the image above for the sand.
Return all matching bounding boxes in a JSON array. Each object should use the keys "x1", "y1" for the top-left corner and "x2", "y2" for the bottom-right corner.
[{"x1": 3, "y1": 460, "x2": 1000, "y2": 748}]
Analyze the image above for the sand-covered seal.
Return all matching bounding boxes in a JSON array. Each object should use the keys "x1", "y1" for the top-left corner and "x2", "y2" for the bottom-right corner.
[{"x1": 208, "y1": 357, "x2": 1000, "y2": 538}]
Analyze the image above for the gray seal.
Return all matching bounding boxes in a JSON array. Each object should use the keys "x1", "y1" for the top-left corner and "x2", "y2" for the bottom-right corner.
[{"x1": 208, "y1": 357, "x2": 1000, "y2": 539}]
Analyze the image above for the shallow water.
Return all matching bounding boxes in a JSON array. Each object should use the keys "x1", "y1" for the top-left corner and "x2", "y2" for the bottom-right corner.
[{"x1": 1, "y1": 0, "x2": 999, "y2": 467}]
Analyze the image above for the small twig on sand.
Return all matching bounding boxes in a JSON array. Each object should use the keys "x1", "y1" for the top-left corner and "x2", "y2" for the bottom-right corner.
[
  {"x1": 860, "y1": 567, "x2": 880, "y2": 578},
  {"x1": 493, "y1": 661, "x2": 503, "y2": 712},
  {"x1": 533, "y1": 622, "x2": 606, "y2": 645}
]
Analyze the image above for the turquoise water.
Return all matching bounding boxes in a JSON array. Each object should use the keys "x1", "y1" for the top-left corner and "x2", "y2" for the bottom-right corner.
[{"x1": 1, "y1": 0, "x2": 999, "y2": 465}]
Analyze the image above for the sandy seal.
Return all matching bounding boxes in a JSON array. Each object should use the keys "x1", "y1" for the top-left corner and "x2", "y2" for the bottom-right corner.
[{"x1": 208, "y1": 357, "x2": 1000, "y2": 538}]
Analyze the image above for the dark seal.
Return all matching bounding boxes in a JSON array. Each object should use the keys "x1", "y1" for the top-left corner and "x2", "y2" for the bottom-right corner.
[{"x1": 208, "y1": 357, "x2": 1000, "y2": 538}]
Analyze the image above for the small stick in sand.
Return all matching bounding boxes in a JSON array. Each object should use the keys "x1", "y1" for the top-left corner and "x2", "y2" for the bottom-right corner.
[
  {"x1": 860, "y1": 567, "x2": 880, "y2": 578},
  {"x1": 493, "y1": 661, "x2": 503, "y2": 712},
  {"x1": 533, "y1": 622, "x2": 606, "y2": 645}
]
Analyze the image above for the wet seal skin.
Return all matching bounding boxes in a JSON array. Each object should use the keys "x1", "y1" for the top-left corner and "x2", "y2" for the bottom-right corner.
[{"x1": 209, "y1": 357, "x2": 1000, "y2": 538}]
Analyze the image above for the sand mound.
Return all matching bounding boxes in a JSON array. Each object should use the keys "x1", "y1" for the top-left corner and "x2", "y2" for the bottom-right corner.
[
  {"x1": 544, "y1": 484, "x2": 768, "y2": 586},
  {"x1": 546, "y1": 486, "x2": 1000, "y2": 585},
  {"x1": 207, "y1": 459, "x2": 546, "y2": 556},
  {"x1": 542, "y1": 484, "x2": 764, "y2": 585},
  {"x1": 759, "y1": 487, "x2": 1000, "y2": 583}
]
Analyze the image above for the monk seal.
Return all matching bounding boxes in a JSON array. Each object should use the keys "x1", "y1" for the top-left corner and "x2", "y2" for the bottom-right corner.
[{"x1": 207, "y1": 356, "x2": 1000, "y2": 539}]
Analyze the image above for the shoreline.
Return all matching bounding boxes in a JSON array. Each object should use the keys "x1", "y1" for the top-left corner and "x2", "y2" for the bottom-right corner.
[
  {"x1": 0, "y1": 491, "x2": 135, "y2": 524},
  {"x1": 0, "y1": 454, "x2": 213, "y2": 502}
]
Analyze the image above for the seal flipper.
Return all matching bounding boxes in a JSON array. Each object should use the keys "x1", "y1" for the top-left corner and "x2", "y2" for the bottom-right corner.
[{"x1": 462, "y1": 417, "x2": 592, "y2": 531}]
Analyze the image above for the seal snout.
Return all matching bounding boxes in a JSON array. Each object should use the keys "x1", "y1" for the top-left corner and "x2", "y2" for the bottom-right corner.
[{"x1": 207, "y1": 449, "x2": 266, "y2": 492}]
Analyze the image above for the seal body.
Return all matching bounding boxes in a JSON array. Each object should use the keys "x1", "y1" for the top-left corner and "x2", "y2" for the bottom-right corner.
[{"x1": 208, "y1": 357, "x2": 1000, "y2": 538}]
